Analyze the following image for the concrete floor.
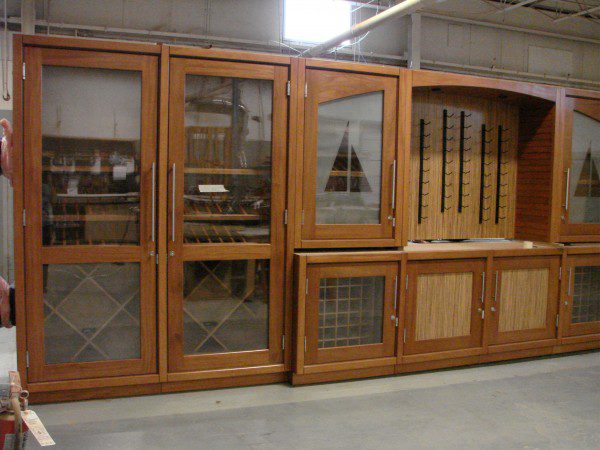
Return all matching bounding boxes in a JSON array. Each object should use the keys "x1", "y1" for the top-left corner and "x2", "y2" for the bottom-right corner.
[{"x1": 12, "y1": 351, "x2": 597, "y2": 449}]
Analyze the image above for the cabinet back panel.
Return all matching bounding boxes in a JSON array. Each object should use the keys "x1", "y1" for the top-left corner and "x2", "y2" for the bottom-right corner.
[
  {"x1": 498, "y1": 268, "x2": 549, "y2": 332},
  {"x1": 409, "y1": 91, "x2": 518, "y2": 240},
  {"x1": 415, "y1": 272, "x2": 472, "y2": 340}
]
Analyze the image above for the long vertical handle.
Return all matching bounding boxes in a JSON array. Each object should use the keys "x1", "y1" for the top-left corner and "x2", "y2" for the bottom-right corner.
[
  {"x1": 493, "y1": 271, "x2": 499, "y2": 302},
  {"x1": 564, "y1": 168, "x2": 571, "y2": 211},
  {"x1": 480, "y1": 271, "x2": 485, "y2": 304},
  {"x1": 390, "y1": 160, "x2": 397, "y2": 210},
  {"x1": 151, "y1": 162, "x2": 156, "y2": 244},
  {"x1": 171, "y1": 163, "x2": 176, "y2": 243},
  {"x1": 567, "y1": 267, "x2": 572, "y2": 297}
]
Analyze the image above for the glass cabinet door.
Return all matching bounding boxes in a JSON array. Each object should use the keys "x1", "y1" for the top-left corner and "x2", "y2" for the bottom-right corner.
[
  {"x1": 301, "y1": 69, "x2": 398, "y2": 245},
  {"x1": 167, "y1": 58, "x2": 287, "y2": 373},
  {"x1": 23, "y1": 48, "x2": 158, "y2": 382},
  {"x1": 304, "y1": 262, "x2": 397, "y2": 365},
  {"x1": 562, "y1": 97, "x2": 600, "y2": 238},
  {"x1": 564, "y1": 255, "x2": 600, "y2": 337}
]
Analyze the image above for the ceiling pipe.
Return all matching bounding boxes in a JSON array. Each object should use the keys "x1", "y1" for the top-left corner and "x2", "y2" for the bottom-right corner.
[{"x1": 302, "y1": 0, "x2": 443, "y2": 57}]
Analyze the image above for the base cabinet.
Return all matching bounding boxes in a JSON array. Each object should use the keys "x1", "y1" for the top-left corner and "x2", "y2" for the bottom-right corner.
[
  {"x1": 563, "y1": 253, "x2": 600, "y2": 337},
  {"x1": 488, "y1": 256, "x2": 560, "y2": 345},
  {"x1": 403, "y1": 259, "x2": 485, "y2": 355}
]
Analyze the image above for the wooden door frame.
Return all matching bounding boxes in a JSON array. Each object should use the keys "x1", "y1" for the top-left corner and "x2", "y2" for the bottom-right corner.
[
  {"x1": 562, "y1": 253, "x2": 600, "y2": 337},
  {"x1": 299, "y1": 68, "x2": 398, "y2": 247},
  {"x1": 403, "y1": 259, "x2": 485, "y2": 355},
  {"x1": 304, "y1": 262, "x2": 397, "y2": 365},
  {"x1": 166, "y1": 56, "x2": 288, "y2": 374},
  {"x1": 487, "y1": 256, "x2": 560, "y2": 345},
  {"x1": 560, "y1": 96, "x2": 600, "y2": 241},
  {"x1": 22, "y1": 46, "x2": 158, "y2": 383}
]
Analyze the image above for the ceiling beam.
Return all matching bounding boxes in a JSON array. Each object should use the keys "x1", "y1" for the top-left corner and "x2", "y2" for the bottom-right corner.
[
  {"x1": 553, "y1": 5, "x2": 600, "y2": 22},
  {"x1": 495, "y1": 0, "x2": 538, "y2": 14}
]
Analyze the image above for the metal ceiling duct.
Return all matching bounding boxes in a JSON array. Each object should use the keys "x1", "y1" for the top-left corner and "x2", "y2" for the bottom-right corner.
[{"x1": 302, "y1": 0, "x2": 445, "y2": 57}]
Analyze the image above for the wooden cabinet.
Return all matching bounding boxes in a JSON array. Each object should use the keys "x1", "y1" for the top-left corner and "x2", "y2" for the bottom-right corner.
[
  {"x1": 296, "y1": 64, "x2": 402, "y2": 248},
  {"x1": 560, "y1": 94, "x2": 600, "y2": 241},
  {"x1": 21, "y1": 44, "x2": 159, "y2": 382},
  {"x1": 488, "y1": 256, "x2": 560, "y2": 345},
  {"x1": 294, "y1": 252, "x2": 400, "y2": 375},
  {"x1": 563, "y1": 253, "x2": 600, "y2": 337},
  {"x1": 403, "y1": 259, "x2": 485, "y2": 355},
  {"x1": 166, "y1": 56, "x2": 288, "y2": 374}
]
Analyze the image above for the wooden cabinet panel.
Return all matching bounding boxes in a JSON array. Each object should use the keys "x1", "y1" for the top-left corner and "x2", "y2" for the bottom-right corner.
[
  {"x1": 404, "y1": 259, "x2": 485, "y2": 355},
  {"x1": 299, "y1": 69, "x2": 399, "y2": 247},
  {"x1": 488, "y1": 256, "x2": 559, "y2": 345},
  {"x1": 166, "y1": 57, "x2": 287, "y2": 373},
  {"x1": 563, "y1": 254, "x2": 600, "y2": 337},
  {"x1": 22, "y1": 47, "x2": 158, "y2": 382},
  {"x1": 560, "y1": 96, "x2": 600, "y2": 241},
  {"x1": 297, "y1": 258, "x2": 399, "y2": 368}
]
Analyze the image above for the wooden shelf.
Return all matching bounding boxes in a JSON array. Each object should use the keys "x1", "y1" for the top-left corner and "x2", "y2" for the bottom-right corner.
[
  {"x1": 43, "y1": 165, "x2": 116, "y2": 173},
  {"x1": 50, "y1": 214, "x2": 137, "y2": 222},
  {"x1": 184, "y1": 201, "x2": 262, "y2": 222},
  {"x1": 184, "y1": 168, "x2": 269, "y2": 176}
]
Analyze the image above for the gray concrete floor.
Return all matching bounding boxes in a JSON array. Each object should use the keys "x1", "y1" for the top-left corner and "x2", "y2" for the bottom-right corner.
[{"x1": 15, "y1": 351, "x2": 598, "y2": 449}]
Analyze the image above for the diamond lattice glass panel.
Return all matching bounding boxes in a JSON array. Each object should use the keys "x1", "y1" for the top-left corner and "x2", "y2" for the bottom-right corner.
[
  {"x1": 316, "y1": 91, "x2": 383, "y2": 225},
  {"x1": 43, "y1": 263, "x2": 140, "y2": 364},
  {"x1": 183, "y1": 75, "x2": 273, "y2": 244},
  {"x1": 572, "y1": 265, "x2": 600, "y2": 324},
  {"x1": 569, "y1": 111, "x2": 600, "y2": 223},
  {"x1": 318, "y1": 276, "x2": 384, "y2": 348},
  {"x1": 183, "y1": 260, "x2": 269, "y2": 354},
  {"x1": 41, "y1": 66, "x2": 142, "y2": 245}
]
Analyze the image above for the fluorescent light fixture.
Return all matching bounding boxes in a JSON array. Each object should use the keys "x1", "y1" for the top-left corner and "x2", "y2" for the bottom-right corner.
[{"x1": 284, "y1": 0, "x2": 352, "y2": 44}]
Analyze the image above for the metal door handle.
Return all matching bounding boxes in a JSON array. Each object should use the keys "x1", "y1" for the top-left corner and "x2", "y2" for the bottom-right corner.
[
  {"x1": 171, "y1": 163, "x2": 176, "y2": 242},
  {"x1": 481, "y1": 272, "x2": 485, "y2": 304},
  {"x1": 564, "y1": 168, "x2": 570, "y2": 211},
  {"x1": 151, "y1": 162, "x2": 156, "y2": 243},
  {"x1": 390, "y1": 160, "x2": 397, "y2": 209},
  {"x1": 567, "y1": 267, "x2": 572, "y2": 296},
  {"x1": 493, "y1": 271, "x2": 499, "y2": 302}
]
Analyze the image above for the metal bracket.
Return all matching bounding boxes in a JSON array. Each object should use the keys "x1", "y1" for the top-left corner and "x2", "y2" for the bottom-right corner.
[
  {"x1": 286, "y1": 80, "x2": 291, "y2": 96},
  {"x1": 22, "y1": 63, "x2": 26, "y2": 80}
]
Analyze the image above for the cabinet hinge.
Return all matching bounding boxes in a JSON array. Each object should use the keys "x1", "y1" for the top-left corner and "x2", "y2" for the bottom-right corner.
[
  {"x1": 305, "y1": 278, "x2": 308, "y2": 297},
  {"x1": 282, "y1": 335, "x2": 285, "y2": 350},
  {"x1": 284, "y1": 209, "x2": 288, "y2": 225},
  {"x1": 301, "y1": 210, "x2": 305, "y2": 225},
  {"x1": 395, "y1": 317, "x2": 399, "y2": 327},
  {"x1": 304, "y1": 83, "x2": 308, "y2": 98},
  {"x1": 286, "y1": 80, "x2": 291, "y2": 96},
  {"x1": 392, "y1": 217, "x2": 396, "y2": 227},
  {"x1": 405, "y1": 274, "x2": 409, "y2": 291},
  {"x1": 403, "y1": 328, "x2": 406, "y2": 343},
  {"x1": 22, "y1": 62, "x2": 26, "y2": 80},
  {"x1": 304, "y1": 336, "x2": 307, "y2": 352},
  {"x1": 556, "y1": 314, "x2": 559, "y2": 329},
  {"x1": 22, "y1": 209, "x2": 26, "y2": 226},
  {"x1": 559, "y1": 267, "x2": 562, "y2": 280},
  {"x1": 156, "y1": 253, "x2": 159, "y2": 265},
  {"x1": 25, "y1": 351, "x2": 29, "y2": 368},
  {"x1": 482, "y1": 310, "x2": 485, "y2": 320}
]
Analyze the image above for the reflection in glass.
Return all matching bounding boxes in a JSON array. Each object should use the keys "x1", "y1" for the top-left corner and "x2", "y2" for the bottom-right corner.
[
  {"x1": 316, "y1": 91, "x2": 383, "y2": 225},
  {"x1": 318, "y1": 276, "x2": 384, "y2": 348},
  {"x1": 43, "y1": 263, "x2": 141, "y2": 364},
  {"x1": 41, "y1": 66, "x2": 142, "y2": 245},
  {"x1": 183, "y1": 75, "x2": 273, "y2": 243},
  {"x1": 572, "y1": 265, "x2": 600, "y2": 324},
  {"x1": 183, "y1": 260, "x2": 269, "y2": 354},
  {"x1": 569, "y1": 111, "x2": 600, "y2": 223}
]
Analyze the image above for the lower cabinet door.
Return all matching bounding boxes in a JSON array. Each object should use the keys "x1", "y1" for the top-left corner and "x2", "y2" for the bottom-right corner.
[
  {"x1": 564, "y1": 254, "x2": 600, "y2": 337},
  {"x1": 404, "y1": 259, "x2": 485, "y2": 355},
  {"x1": 304, "y1": 262, "x2": 398, "y2": 365},
  {"x1": 488, "y1": 256, "x2": 560, "y2": 345}
]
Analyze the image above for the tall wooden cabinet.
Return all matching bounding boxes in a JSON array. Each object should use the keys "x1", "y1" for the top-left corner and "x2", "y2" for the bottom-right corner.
[
  {"x1": 21, "y1": 44, "x2": 159, "y2": 383},
  {"x1": 166, "y1": 54, "x2": 288, "y2": 375}
]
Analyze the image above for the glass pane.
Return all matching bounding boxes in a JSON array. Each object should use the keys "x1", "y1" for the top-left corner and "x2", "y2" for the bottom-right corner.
[
  {"x1": 183, "y1": 75, "x2": 273, "y2": 244},
  {"x1": 41, "y1": 66, "x2": 142, "y2": 245},
  {"x1": 318, "y1": 276, "x2": 384, "y2": 348},
  {"x1": 569, "y1": 111, "x2": 600, "y2": 223},
  {"x1": 316, "y1": 91, "x2": 383, "y2": 225},
  {"x1": 43, "y1": 263, "x2": 141, "y2": 364},
  {"x1": 572, "y1": 265, "x2": 600, "y2": 324},
  {"x1": 183, "y1": 260, "x2": 269, "y2": 354}
]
